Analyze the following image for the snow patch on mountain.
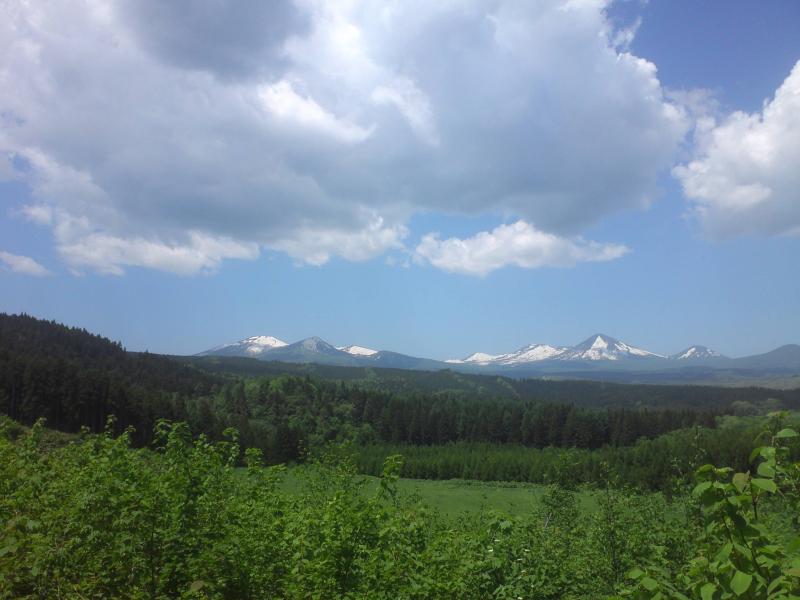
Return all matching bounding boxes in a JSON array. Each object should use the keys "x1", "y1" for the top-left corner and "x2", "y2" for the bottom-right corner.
[
  {"x1": 240, "y1": 335, "x2": 287, "y2": 354},
  {"x1": 446, "y1": 352, "x2": 504, "y2": 365},
  {"x1": 447, "y1": 344, "x2": 568, "y2": 365},
  {"x1": 501, "y1": 344, "x2": 569, "y2": 364},
  {"x1": 338, "y1": 345, "x2": 378, "y2": 356},
  {"x1": 671, "y1": 345, "x2": 723, "y2": 360}
]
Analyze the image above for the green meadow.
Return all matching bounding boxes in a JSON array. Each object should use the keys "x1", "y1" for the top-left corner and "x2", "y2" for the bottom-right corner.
[{"x1": 280, "y1": 468, "x2": 601, "y2": 518}]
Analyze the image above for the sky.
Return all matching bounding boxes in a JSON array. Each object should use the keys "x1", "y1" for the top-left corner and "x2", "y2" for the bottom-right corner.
[{"x1": 1, "y1": 0, "x2": 799, "y2": 360}]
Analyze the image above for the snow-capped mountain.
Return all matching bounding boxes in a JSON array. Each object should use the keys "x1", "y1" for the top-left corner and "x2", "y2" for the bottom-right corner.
[
  {"x1": 198, "y1": 335, "x2": 287, "y2": 357},
  {"x1": 198, "y1": 335, "x2": 440, "y2": 369},
  {"x1": 448, "y1": 334, "x2": 663, "y2": 365},
  {"x1": 196, "y1": 332, "x2": 800, "y2": 377},
  {"x1": 557, "y1": 334, "x2": 665, "y2": 361},
  {"x1": 670, "y1": 345, "x2": 724, "y2": 360},
  {"x1": 447, "y1": 344, "x2": 568, "y2": 365},
  {"x1": 446, "y1": 352, "x2": 503, "y2": 365},
  {"x1": 338, "y1": 345, "x2": 378, "y2": 356},
  {"x1": 503, "y1": 343, "x2": 570, "y2": 364}
]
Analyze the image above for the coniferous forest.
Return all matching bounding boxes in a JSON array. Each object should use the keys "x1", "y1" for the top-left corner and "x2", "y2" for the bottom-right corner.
[{"x1": 2, "y1": 313, "x2": 800, "y2": 598}]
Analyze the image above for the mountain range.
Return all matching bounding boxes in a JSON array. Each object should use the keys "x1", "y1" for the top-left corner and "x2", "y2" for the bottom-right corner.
[{"x1": 197, "y1": 333, "x2": 800, "y2": 382}]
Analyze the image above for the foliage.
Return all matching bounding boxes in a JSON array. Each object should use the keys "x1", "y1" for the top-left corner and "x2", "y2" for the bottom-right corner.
[
  {"x1": 1, "y1": 417, "x2": 699, "y2": 599},
  {"x1": 3, "y1": 413, "x2": 800, "y2": 598},
  {"x1": 354, "y1": 420, "x2": 770, "y2": 491},
  {"x1": 622, "y1": 412, "x2": 800, "y2": 599}
]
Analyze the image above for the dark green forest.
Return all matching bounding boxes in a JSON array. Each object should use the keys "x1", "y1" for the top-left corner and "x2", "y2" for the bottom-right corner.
[{"x1": 0, "y1": 313, "x2": 776, "y2": 488}]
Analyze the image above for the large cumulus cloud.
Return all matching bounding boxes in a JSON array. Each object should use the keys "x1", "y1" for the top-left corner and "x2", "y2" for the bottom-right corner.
[
  {"x1": 674, "y1": 60, "x2": 800, "y2": 239},
  {"x1": 415, "y1": 220, "x2": 629, "y2": 276},
  {"x1": 0, "y1": 0, "x2": 687, "y2": 275}
]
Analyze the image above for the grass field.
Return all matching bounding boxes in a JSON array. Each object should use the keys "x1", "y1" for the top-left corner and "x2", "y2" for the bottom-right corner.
[{"x1": 280, "y1": 469, "x2": 600, "y2": 518}]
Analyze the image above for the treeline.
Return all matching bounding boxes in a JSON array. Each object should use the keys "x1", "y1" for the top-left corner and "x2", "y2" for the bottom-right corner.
[
  {"x1": 161, "y1": 376, "x2": 722, "y2": 463},
  {"x1": 317, "y1": 384, "x2": 719, "y2": 448},
  {"x1": 185, "y1": 353, "x2": 800, "y2": 410},
  {"x1": 1, "y1": 314, "x2": 724, "y2": 463},
  {"x1": 354, "y1": 423, "x2": 764, "y2": 491}
]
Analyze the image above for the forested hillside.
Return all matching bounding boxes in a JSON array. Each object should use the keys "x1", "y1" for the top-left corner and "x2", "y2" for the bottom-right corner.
[
  {"x1": 3, "y1": 313, "x2": 800, "y2": 491},
  {"x1": 0, "y1": 314, "x2": 223, "y2": 442},
  {"x1": 183, "y1": 354, "x2": 800, "y2": 409},
  {"x1": 0, "y1": 314, "x2": 735, "y2": 456}
]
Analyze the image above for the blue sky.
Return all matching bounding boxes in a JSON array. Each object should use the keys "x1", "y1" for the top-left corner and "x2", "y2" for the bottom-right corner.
[{"x1": 1, "y1": 0, "x2": 799, "y2": 359}]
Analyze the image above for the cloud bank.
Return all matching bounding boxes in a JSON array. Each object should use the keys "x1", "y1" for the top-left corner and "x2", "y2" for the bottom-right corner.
[
  {"x1": 0, "y1": 0, "x2": 687, "y2": 275},
  {"x1": 674, "y1": 60, "x2": 800, "y2": 239}
]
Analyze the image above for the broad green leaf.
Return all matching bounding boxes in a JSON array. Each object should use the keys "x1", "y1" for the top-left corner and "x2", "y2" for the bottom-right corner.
[
  {"x1": 694, "y1": 481, "x2": 713, "y2": 496},
  {"x1": 751, "y1": 478, "x2": 777, "y2": 493},
  {"x1": 757, "y1": 463, "x2": 775, "y2": 478},
  {"x1": 732, "y1": 472, "x2": 749, "y2": 492},
  {"x1": 715, "y1": 543, "x2": 732, "y2": 562},
  {"x1": 700, "y1": 582, "x2": 716, "y2": 600},
  {"x1": 776, "y1": 428, "x2": 799, "y2": 438},
  {"x1": 627, "y1": 567, "x2": 644, "y2": 580},
  {"x1": 189, "y1": 580, "x2": 205, "y2": 592},
  {"x1": 730, "y1": 570, "x2": 752, "y2": 596},
  {"x1": 641, "y1": 576, "x2": 658, "y2": 591}
]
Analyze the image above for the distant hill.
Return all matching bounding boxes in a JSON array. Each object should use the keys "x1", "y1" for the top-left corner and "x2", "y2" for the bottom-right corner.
[{"x1": 730, "y1": 344, "x2": 800, "y2": 370}]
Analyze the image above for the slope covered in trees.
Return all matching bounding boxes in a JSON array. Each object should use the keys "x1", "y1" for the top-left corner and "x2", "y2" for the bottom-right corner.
[
  {"x1": 0, "y1": 314, "x2": 718, "y2": 456},
  {"x1": 1, "y1": 313, "x2": 796, "y2": 489},
  {"x1": 0, "y1": 313, "x2": 222, "y2": 443},
  {"x1": 183, "y1": 354, "x2": 800, "y2": 410}
]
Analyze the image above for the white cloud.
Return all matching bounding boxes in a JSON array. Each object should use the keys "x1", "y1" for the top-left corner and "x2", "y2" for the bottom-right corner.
[
  {"x1": 59, "y1": 232, "x2": 259, "y2": 276},
  {"x1": 0, "y1": 0, "x2": 686, "y2": 275},
  {"x1": 259, "y1": 80, "x2": 374, "y2": 144},
  {"x1": 674, "y1": 60, "x2": 800, "y2": 238},
  {"x1": 268, "y1": 216, "x2": 408, "y2": 266},
  {"x1": 415, "y1": 220, "x2": 628, "y2": 276},
  {"x1": 0, "y1": 251, "x2": 51, "y2": 276}
]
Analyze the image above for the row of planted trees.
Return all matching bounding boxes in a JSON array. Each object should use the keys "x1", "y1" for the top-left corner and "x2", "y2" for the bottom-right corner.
[{"x1": 1, "y1": 414, "x2": 798, "y2": 598}]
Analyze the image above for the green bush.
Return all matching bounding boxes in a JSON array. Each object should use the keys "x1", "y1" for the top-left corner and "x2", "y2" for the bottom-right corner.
[{"x1": 1, "y1": 415, "x2": 796, "y2": 599}]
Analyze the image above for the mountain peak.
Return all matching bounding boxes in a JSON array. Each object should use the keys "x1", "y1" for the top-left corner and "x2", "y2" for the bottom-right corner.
[
  {"x1": 296, "y1": 337, "x2": 338, "y2": 353},
  {"x1": 671, "y1": 345, "x2": 724, "y2": 360},
  {"x1": 460, "y1": 352, "x2": 502, "y2": 364},
  {"x1": 559, "y1": 334, "x2": 663, "y2": 361},
  {"x1": 197, "y1": 334, "x2": 286, "y2": 356},
  {"x1": 241, "y1": 335, "x2": 287, "y2": 349}
]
